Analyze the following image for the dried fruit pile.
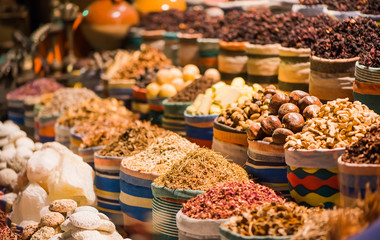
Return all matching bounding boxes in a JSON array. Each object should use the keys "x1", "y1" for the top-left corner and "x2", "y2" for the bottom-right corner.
[
  {"x1": 312, "y1": 17, "x2": 379, "y2": 59},
  {"x1": 361, "y1": 0, "x2": 380, "y2": 14},
  {"x1": 6, "y1": 78, "x2": 63, "y2": 100},
  {"x1": 285, "y1": 98, "x2": 380, "y2": 150},
  {"x1": 139, "y1": 9, "x2": 184, "y2": 32},
  {"x1": 105, "y1": 45, "x2": 172, "y2": 81},
  {"x1": 37, "y1": 88, "x2": 97, "y2": 118},
  {"x1": 153, "y1": 148, "x2": 249, "y2": 191},
  {"x1": 75, "y1": 117, "x2": 132, "y2": 148},
  {"x1": 182, "y1": 181, "x2": 284, "y2": 220},
  {"x1": 223, "y1": 202, "x2": 320, "y2": 237},
  {"x1": 341, "y1": 124, "x2": 380, "y2": 164},
  {"x1": 57, "y1": 98, "x2": 133, "y2": 128},
  {"x1": 121, "y1": 134, "x2": 198, "y2": 175},
  {"x1": 98, "y1": 121, "x2": 170, "y2": 157},
  {"x1": 359, "y1": 39, "x2": 380, "y2": 68},
  {"x1": 182, "y1": 15, "x2": 224, "y2": 38},
  {"x1": 168, "y1": 77, "x2": 218, "y2": 102},
  {"x1": 23, "y1": 199, "x2": 123, "y2": 240}
]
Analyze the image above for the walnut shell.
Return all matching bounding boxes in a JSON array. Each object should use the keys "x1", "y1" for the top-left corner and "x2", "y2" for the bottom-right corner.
[
  {"x1": 268, "y1": 93, "x2": 290, "y2": 115},
  {"x1": 272, "y1": 128, "x2": 294, "y2": 144},
  {"x1": 303, "y1": 104, "x2": 321, "y2": 119},
  {"x1": 282, "y1": 113, "x2": 305, "y2": 133},
  {"x1": 298, "y1": 96, "x2": 322, "y2": 113},
  {"x1": 278, "y1": 103, "x2": 299, "y2": 120},
  {"x1": 261, "y1": 116, "x2": 282, "y2": 136}
]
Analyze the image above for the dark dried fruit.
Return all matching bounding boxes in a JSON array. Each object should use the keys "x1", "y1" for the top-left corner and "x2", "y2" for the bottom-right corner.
[{"x1": 282, "y1": 113, "x2": 305, "y2": 133}]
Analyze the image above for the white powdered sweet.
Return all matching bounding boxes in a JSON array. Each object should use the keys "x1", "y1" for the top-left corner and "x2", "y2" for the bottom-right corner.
[
  {"x1": 71, "y1": 229, "x2": 102, "y2": 240},
  {"x1": 74, "y1": 206, "x2": 98, "y2": 214},
  {"x1": 69, "y1": 211, "x2": 101, "y2": 230},
  {"x1": 96, "y1": 220, "x2": 116, "y2": 233}
]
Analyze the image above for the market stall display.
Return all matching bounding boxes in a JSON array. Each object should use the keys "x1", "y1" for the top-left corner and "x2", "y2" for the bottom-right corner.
[{"x1": 285, "y1": 98, "x2": 380, "y2": 207}]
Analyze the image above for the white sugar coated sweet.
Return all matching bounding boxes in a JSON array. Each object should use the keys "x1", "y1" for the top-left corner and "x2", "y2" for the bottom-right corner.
[
  {"x1": 96, "y1": 220, "x2": 116, "y2": 233},
  {"x1": 74, "y1": 206, "x2": 99, "y2": 214},
  {"x1": 71, "y1": 229, "x2": 102, "y2": 240},
  {"x1": 69, "y1": 211, "x2": 101, "y2": 230}
]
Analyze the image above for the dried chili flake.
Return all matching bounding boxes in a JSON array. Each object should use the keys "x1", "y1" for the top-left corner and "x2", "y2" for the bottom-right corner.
[{"x1": 182, "y1": 181, "x2": 284, "y2": 220}]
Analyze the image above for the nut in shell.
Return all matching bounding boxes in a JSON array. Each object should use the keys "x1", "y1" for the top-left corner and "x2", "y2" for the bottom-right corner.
[
  {"x1": 261, "y1": 116, "x2": 282, "y2": 136},
  {"x1": 282, "y1": 113, "x2": 305, "y2": 133},
  {"x1": 272, "y1": 128, "x2": 294, "y2": 144}
]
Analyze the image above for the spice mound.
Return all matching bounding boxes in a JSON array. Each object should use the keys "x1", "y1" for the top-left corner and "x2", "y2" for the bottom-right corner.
[
  {"x1": 38, "y1": 88, "x2": 97, "y2": 118},
  {"x1": 6, "y1": 78, "x2": 63, "y2": 100},
  {"x1": 121, "y1": 134, "x2": 198, "y2": 175},
  {"x1": 76, "y1": 117, "x2": 132, "y2": 148},
  {"x1": 223, "y1": 202, "x2": 320, "y2": 237},
  {"x1": 98, "y1": 121, "x2": 170, "y2": 157},
  {"x1": 285, "y1": 98, "x2": 380, "y2": 150},
  {"x1": 153, "y1": 148, "x2": 249, "y2": 191},
  {"x1": 168, "y1": 77, "x2": 218, "y2": 103},
  {"x1": 57, "y1": 97, "x2": 133, "y2": 128},
  {"x1": 182, "y1": 181, "x2": 284, "y2": 220},
  {"x1": 341, "y1": 124, "x2": 380, "y2": 164}
]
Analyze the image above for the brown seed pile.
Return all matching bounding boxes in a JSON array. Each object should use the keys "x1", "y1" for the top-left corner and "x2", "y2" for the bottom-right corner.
[
  {"x1": 57, "y1": 98, "x2": 134, "y2": 128},
  {"x1": 223, "y1": 202, "x2": 320, "y2": 237},
  {"x1": 341, "y1": 124, "x2": 380, "y2": 164},
  {"x1": 105, "y1": 45, "x2": 172, "y2": 80},
  {"x1": 153, "y1": 148, "x2": 249, "y2": 191},
  {"x1": 98, "y1": 121, "x2": 170, "y2": 157},
  {"x1": 182, "y1": 181, "x2": 284, "y2": 220},
  {"x1": 168, "y1": 77, "x2": 218, "y2": 102},
  {"x1": 121, "y1": 133, "x2": 198, "y2": 175},
  {"x1": 285, "y1": 98, "x2": 380, "y2": 150},
  {"x1": 75, "y1": 117, "x2": 133, "y2": 148}
]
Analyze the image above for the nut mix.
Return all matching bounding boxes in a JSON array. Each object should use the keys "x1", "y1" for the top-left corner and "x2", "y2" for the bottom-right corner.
[
  {"x1": 230, "y1": 90, "x2": 321, "y2": 144},
  {"x1": 153, "y1": 148, "x2": 249, "y2": 191},
  {"x1": 341, "y1": 124, "x2": 380, "y2": 164},
  {"x1": 121, "y1": 133, "x2": 198, "y2": 175},
  {"x1": 37, "y1": 88, "x2": 97, "y2": 118},
  {"x1": 57, "y1": 98, "x2": 134, "y2": 128},
  {"x1": 182, "y1": 181, "x2": 284, "y2": 220},
  {"x1": 223, "y1": 202, "x2": 321, "y2": 237},
  {"x1": 105, "y1": 45, "x2": 172, "y2": 81},
  {"x1": 284, "y1": 98, "x2": 380, "y2": 150},
  {"x1": 75, "y1": 117, "x2": 132, "y2": 148},
  {"x1": 98, "y1": 121, "x2": 170, "y2": 157}
]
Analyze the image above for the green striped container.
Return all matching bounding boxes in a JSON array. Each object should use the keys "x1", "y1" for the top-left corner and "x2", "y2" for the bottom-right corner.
[
  {"x1": 94, "y1": 153, "x2": 124, "y2": 226},
  {"x1": 219, "y1": 225, "x2": 292, "y2": 240},
  {"x1": 151, "y1": 183, "x2": 205, "y2": 240},
  {"x1": 163, "y1": 32, "x2": 179, "y2": 66},
  {"x1": 198, "y1": 38, "x2": 219, "y2": 72},
  {"x1": 178, "y1": 33, "x2": 202, "y2": 67},
  {"x1": 285, "y1": 148, "x2": 344, "y2": 208},
  {"x1": 162, "y1": 100, "x2": 191, "y2": 136},
  {"x1": 218, "y1": 41, "x2": 248, "y2": 83},
  {"x1": 353, "y1": 62, "x2": 380, "y2": 114}
]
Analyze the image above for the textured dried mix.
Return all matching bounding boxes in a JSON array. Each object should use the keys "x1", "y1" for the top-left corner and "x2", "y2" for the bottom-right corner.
[
  {"x1": 38, "y1": 88, "x2": 97, "y2": 118},
  {"x1": 285, "y1": 98, "x2": 380, "y2": 149},
  {"x1": 341, "y1": 124, "x2": 380, "y2": 164},
  {"x1": 182, "y1": 181, "x2": 284, "y2": 220},
  {"x1": 57, "y1": 98, "x2": 134, "y2": 128},
  {"x1": 7, "y1": 78, "x2": 63, "y2": 100},
  {"x1": 168, "y1": 77, "x2": 218, "y2": 103},
  {"x1": 153, "y1": 148, "x2": 249, "y2": 191},
  {"x1": 223, "y1": 202, "x2": 320, "y2": 237},
  {"x1": 99, "y1": 121, "x2": 170, "y2": 157},
  {"x1": 361, "y1": 0, "x2": 380, "y2": 14},
  {"x1": 121, "y1": 133, "x2": 198, "y2": 175}
]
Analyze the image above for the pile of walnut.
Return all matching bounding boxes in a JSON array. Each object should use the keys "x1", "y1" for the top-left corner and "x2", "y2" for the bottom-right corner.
[
  {"x1": 22, "y1": 199, "x2": 125, "y2": 240},
  {"x1": 217, "y1": 88, "x2": 322, "y2": 144},
  {"x1": 284, "y1": 98, "x2": 380, "y2": 150}
]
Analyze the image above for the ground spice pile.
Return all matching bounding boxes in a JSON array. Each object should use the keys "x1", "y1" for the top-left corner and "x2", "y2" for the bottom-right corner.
[
  {"x1": 121, "y1": 134, "x2": 198, "y2": 175},
  {"x1": 153, "y1": 148, "x2": 249, "y2": 191},
  {"x1": 182, "y1": 181, "x2": 284, "y2": 220},
  {"x1": 0, "y1": 209, "x2": 19, "y2": 240},
  {"x1": 168, "y1": 77, "x2": 218, "y2": 102},
  {"x1": 98, "y1": 121, "x2": 170, "y2": 157},
  {"x1": 223, "y1": 202, "x2": 320, "y2": 237},
  {"x1": 57, "y1": 98, "x2": 133, "y2": 128},
  {"x1": 341, "y1": 124, "x2": 380, "y2": 164}
]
